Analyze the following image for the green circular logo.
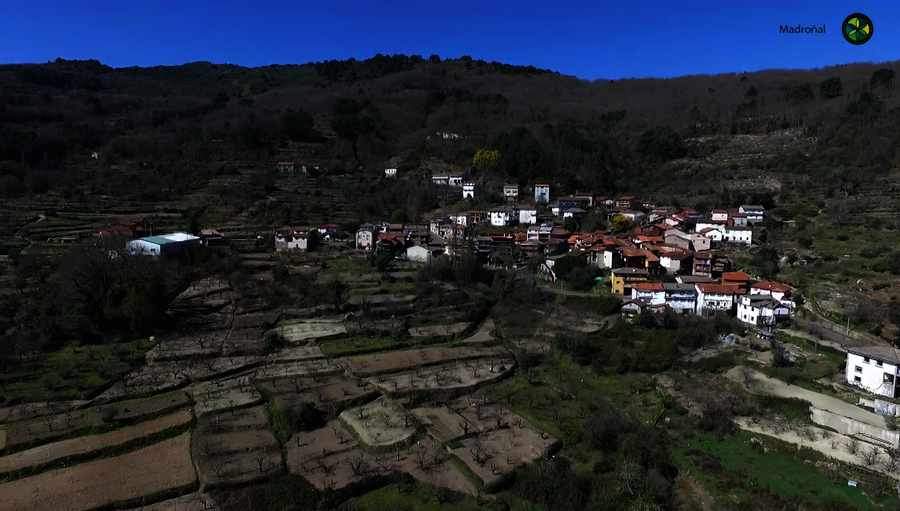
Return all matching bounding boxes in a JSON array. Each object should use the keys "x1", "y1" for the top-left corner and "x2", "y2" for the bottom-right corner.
[{"x1": 843, "y1": 13, "x2": 873, "y2": 45}]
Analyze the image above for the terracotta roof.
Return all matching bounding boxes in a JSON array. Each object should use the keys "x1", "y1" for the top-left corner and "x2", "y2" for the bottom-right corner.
[
  {"x1": 320, "y1": 223, "x2": 340, "y2": 229},
  {"x1": 752, "y1": 281, "x2": 791, "y2": 293},
  {"x1": 535, "y1": 183, "x2": 550, "y2": 187},
  {"x1": 697, "y1": 283, "x2": 738, "y2": 294},
  {"x1": 663, "y1": 250, "x2": 693, "y2": 260},
  {"x1": 632, "y1": 282, "x2": 664, "y2": 291},
  {"x1": 711, "y1": 209, "x2": 728, "y2": 214},
  {"x1": 278, "y1": 161, "x2": 294, "y2": 165},
  {"x1": 619, "y1": 196, "x2": 635, "y2": 200},
  {"x1": 200, "y1": 229, "x2": 222, "y2": 236},
  {"x1": 722, "y1": 271, "x2": 751, "y2": 281},
  {"x1": 620, "y1": 246, "x2": 645, "y2": 258}
]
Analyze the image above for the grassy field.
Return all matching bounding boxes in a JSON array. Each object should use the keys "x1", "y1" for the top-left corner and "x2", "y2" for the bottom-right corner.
[
  {"x1": 674, "y1": 430, "x2": 899, "y2": 510},
  {"x1": 479, "y1": 353, "x2": 657, "y2": 443},
  {"x1": 0, "y1": 339, "x2": 154, "y2": 404},
  {"x1": 319, "y1": 336, "x2": 408, "y2": 358}
]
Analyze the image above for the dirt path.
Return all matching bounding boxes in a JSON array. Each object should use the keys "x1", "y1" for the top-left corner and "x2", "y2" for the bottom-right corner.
[
  {"x1": 0, "y1": 410, "x2": 192, "y2": 475},
  {"x1": 0, "y1": 432, "x2": 196, "y2": 511},
  {"x1": 724, "y1": 366, "x2": 885, "y2": 428}
]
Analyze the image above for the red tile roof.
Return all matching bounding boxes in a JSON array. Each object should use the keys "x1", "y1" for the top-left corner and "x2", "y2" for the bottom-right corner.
[
  {"x1": 722, "y1": 271, "x2": 751, "y2": 281},
  {"x1": 535, "y1": 183, "x2": 550, "y2": 187},
  {"x1": 697, "y1": 284, "x2": 739, "y2": 294},
  {"x1": 752, "y1": 281, "x2": 791, "y2": 293}
]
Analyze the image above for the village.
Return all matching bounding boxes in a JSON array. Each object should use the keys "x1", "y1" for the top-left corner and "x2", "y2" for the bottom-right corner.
[{"x1": 6, "y1": 162, "x2": 900, "y2": 511}]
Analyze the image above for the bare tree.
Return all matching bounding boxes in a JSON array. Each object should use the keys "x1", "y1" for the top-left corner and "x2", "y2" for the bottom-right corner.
[
  {"x1": 858, "y1": 446, "x2": 882, "y2": 467},
  {"x1": 470, "y1": 442, "x2": 494, "y2": 466},
  {"x1": 846, "y1": 437, "x2": 861, "y2": 455},
  {"x1": 344, "y1": 452, "x2": 372, "y2": 478}
]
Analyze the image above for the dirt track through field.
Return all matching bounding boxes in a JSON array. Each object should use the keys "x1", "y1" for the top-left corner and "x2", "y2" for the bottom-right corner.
[
  {"x1": 0, "y1": 432, "x2": 196, "y2": 511},
  {"x1": 0, "y1": 410, "x2": 192, "y2": 475}
]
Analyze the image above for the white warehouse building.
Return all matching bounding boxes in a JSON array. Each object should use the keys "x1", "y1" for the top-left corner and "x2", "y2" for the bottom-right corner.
[
  {"x1": 127, "y1": 233, "x2": 201, "y2": 256},
  {"x1": 847, "y1": 346, "x2": 900, "y2": 398}
]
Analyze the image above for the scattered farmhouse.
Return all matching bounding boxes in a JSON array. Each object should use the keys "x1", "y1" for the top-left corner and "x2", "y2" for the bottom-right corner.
[
  {"x1": 277, "y1": 161, "x2": 294, "y2": 172},
  {"x1": 275, "y1": 226, "x2": 311, "y2": 251},
  {"x1": 504, "y1": 184, "x2": 519, "y2": 202},
  {"x1": 356, "y1": 224, "x2": 376, "y2": 251},
  {"x1": 127, "y1": 233, "x2": 200, "y2": 256},
  {"x1": 739, "y1": 205, "x2": 765, "y2": 223},
  {"x1": 846, "y1": 346, "x2": 900, "y2": 398},
  {"x1": 463, "y1": 182, "x2": 476, "y2": 199},
  {"x1": 384, "y1": 168, "x2": 398, "y2": 178},
  {"x1": 736, "y1": 294, "x2": 790, "y2": 327}
]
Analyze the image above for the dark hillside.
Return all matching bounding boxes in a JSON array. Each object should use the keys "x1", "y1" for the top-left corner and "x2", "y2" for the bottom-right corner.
[{"x1": 0, "y1": 54, "x2": 898, "y2": 208}]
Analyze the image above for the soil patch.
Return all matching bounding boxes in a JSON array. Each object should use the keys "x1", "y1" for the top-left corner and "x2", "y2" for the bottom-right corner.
[
  {"x1": 451, "y1": 424, "x2": 558, "y2": 486},
  {"x1": 0, "y1": 432, "x2": 196, "y2": 511},
  {"x1": 341, "y1": 346, "x2": 509, "y2": 377},
  {"x1": 2, "y1": 391, "x2": 190, "y2": 448},
  {"x1": 199, "y1": 406, "x2": 268, "y2": 430},
  {"x1": 0, "y1": 410, "x2": 192, "y2": 476},
  {"x1": 123, "y1": 492, "x2": 220, "y2": 511},
  {"x1": 368, "y1": 359, "x2": 515, "y2": 396},
  {"x1": 285, "y1": 420, "x2": 358, "y2": 473},
  {"x1": 193, "y1": 427, "x2": 283, "y2": 489}
]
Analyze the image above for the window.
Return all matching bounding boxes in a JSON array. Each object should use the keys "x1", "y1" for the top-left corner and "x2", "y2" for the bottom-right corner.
[
  {"x1": 877, "y1": 360, "x2": 883, "y2": 367},
  {"x1": 855, "y1": 366, "x2": 863, "y2": 373},
  {"x1": 854, "y1": 376, "x2": 862, "y2": 383},
  {"x1": 864, "y1": 357, "x2": 871, "y2": 363}
]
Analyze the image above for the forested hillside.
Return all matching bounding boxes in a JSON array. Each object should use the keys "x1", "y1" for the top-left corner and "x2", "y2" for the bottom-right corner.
[{"x1": 0, "y1": 54, "x2": 898, "y2": 210}]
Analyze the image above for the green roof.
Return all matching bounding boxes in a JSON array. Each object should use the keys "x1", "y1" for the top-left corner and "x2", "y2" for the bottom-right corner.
[{"x1": 141, "y1": 236, "x2": 177, "y2": 245}]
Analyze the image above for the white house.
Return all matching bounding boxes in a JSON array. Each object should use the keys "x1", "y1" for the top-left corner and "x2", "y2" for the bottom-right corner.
[
  {"x1": 723, "y1": 226, "x2": 752, "y2": 245},
  {"x1": 622, "y1": 210, "x2": 645, "y2": 222},
  {"x1": 847, "y1": 346, "x2": 900, "y2": 398},
  {"x1": 275, "y1": 227, "x2": 310, "y2": 251},
  {"x1": 431, "y1": 173, "x2": 449, "y2": 185},
  {"x1": 739, "y1": 205, "x2": 765, "y2": 223},
  {"x1": 695, "y1": 220, "x2": 726, "y2": 234},
  {"x1": 659, "y1": 250, "x2": 692, "y2": 274},
  {"x1": 489, "y1": 208, "x2": 513, "y2": 227},
  {"x1": 127, "y1": 233, "x2": 201, "y2": 257},
  {"x1": 463, "y1": 182, "x2": 476, "y2": 199},
  {"x1": 631, "y1": 283, "x2": 665, "y2": 306},
  {"x1": 710, "y1": 210, "x2": 729, "y2": 222},
  {"x1": 407, "y1": 244, "x2": 433, "y2": 263},
  {"x1": 356, "y1": 224, "x2": 376, "y2": 251},
  {"x1": 750, "y1": 281, "x2": 795, "y2": 309},
  {"x1": 699, "y1": 227, "x2": 723, "y2": 242},
  {"x1": 736, "y1": 295, "x2": 790, "y2": 327},
  {"x1": 277, "y1": 161, "x2": 295, "y2": 172},
  {"x1": 519, "y1": 208, "x2": 537, "y2": 225},
  {"x1": 449, "y1": 213, "x2": 469, "y2": 226},
  {"x1": 664, "y1": 283, "x2": 697, "y2": 314},
  {"x1": 504, "y1": 184, "x2": 519, "y2": 202},
  {"x1": 695, "y1": 283, "x2": 737, "y2": 315},
  {"x1": 384, "y1": 168, "x2": 398, "y2": 178},
  {"x1": 449, "y1": 172, "x2": 468, "y2": 187}
]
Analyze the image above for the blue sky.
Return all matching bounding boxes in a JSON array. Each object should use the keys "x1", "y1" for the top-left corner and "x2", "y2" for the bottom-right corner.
[{"x1": 1, "y1": 0, "x2": 897, "y2": 79}]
